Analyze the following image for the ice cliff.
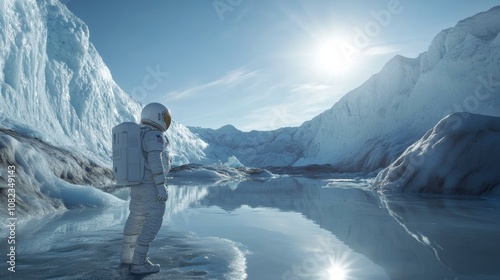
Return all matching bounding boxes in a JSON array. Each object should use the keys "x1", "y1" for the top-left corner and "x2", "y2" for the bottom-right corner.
[
  {"x1": 0, "y1": 0, "x2": 206, "y2": 166},
  {"x1": 373, "y1": 113, "x2": 500, "y2": 195},
  {"x1": 0, "y1": 0, "x2": 140, "y2": 164}
]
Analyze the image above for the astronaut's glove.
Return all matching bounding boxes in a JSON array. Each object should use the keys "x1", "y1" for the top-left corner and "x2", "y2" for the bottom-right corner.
[{"x1": 156, "y1": 184, "x2": 168, "y2": 203}]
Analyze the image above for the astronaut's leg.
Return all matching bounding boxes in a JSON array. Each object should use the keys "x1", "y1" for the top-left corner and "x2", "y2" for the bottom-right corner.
[
  {"x1": 131, "y1": 184, "x2": 166, "y2": 274},
  {"x1": 121, "y1": 186, "x2": 145, "y2": 264}
]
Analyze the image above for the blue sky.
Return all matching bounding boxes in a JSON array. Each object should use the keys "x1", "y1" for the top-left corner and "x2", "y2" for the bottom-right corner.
[{"x1": 65, "y1": 0, "x2": 499, "y2": 131}]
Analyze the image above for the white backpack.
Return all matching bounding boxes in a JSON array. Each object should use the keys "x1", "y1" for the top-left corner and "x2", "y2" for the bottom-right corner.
[{"x1": 112, "y1": 122, "x2": 145, "y2": 185}]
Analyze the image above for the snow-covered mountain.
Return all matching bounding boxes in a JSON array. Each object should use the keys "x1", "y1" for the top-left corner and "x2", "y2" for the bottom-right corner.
[
  {"x1": 373, "y1": 113, "x2": 500, "y2": 195},
  {"x1": 194, "y1": 6, "x2": 500, "y2": 171},
  {"x1": 297, "y1": 6, "x2": 500, "y2": 171}
]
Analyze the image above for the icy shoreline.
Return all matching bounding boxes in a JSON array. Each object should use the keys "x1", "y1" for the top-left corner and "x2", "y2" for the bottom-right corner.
[{"x1": 0, "y1": 129, "x2": 120, "y2": 222}]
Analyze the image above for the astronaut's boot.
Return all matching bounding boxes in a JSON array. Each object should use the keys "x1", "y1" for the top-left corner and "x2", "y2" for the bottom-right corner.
[
  {"x1": 120, "y1": 234, "x2": 138, "y2": 264},
  {"x1": 130, "y1": 243, "x2": 160, "y2": 274}
]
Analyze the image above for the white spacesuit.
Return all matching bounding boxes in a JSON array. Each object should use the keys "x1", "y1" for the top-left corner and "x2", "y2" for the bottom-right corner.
[{"x1": 120, "y1": 102, "x2": 172, "y2": 275}]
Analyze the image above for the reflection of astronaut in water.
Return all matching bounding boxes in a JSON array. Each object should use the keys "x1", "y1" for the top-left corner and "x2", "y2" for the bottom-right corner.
[{"x1": 120, "y1": 102, "x2": 172, "y2": 275}]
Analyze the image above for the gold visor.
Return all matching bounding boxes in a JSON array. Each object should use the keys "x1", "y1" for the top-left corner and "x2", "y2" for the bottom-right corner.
[{"x1": 163, "y1": 109, "x2": 172, "y2": 130}]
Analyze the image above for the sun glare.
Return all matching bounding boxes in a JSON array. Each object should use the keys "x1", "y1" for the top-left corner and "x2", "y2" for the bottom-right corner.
[
  {"x1": 328, "y1": 265, "x2": 347, "y2": 280},
  {"x1": 314, "y1": 39, "x2": 353, "y2": 76}
]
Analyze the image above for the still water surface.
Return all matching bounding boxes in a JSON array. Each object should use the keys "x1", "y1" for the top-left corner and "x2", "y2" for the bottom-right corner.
[{"x1": 3, "y1": 175, "x2": 500, "y2": 279}]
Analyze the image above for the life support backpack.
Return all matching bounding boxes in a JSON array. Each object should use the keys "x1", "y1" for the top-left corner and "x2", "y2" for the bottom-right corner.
[{"x1": 112, "y1": 122, "x2": 145, "y2": 185}]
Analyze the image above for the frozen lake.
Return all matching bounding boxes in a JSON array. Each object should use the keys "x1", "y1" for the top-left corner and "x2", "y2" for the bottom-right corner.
[{"x1": 2, "y1": 175, "x2": 500, "y2": 280}]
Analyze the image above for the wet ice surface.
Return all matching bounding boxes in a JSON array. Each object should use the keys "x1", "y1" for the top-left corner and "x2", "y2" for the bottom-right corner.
[{"x1": 2, "y1": 175, "x2": 500, "y2": 280}]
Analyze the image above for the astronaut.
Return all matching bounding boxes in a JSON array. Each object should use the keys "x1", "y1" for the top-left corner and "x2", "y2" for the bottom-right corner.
[{"x1": 120, "y1": 102, "x2": 172, "y2": 274}]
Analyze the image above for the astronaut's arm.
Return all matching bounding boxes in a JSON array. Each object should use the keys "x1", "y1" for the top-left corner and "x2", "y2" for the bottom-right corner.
[
  {"x1": 147, "y1": 151, "x2": 165, "y2": 186},
  {"x1": 143, "y1": 132, "x2": 168, "y2": 202}
]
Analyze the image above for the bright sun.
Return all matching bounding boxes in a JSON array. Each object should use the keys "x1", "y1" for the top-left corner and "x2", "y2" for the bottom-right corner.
[{"x1": 314, "y1": 39, "x2": 353, "y2": 76}]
